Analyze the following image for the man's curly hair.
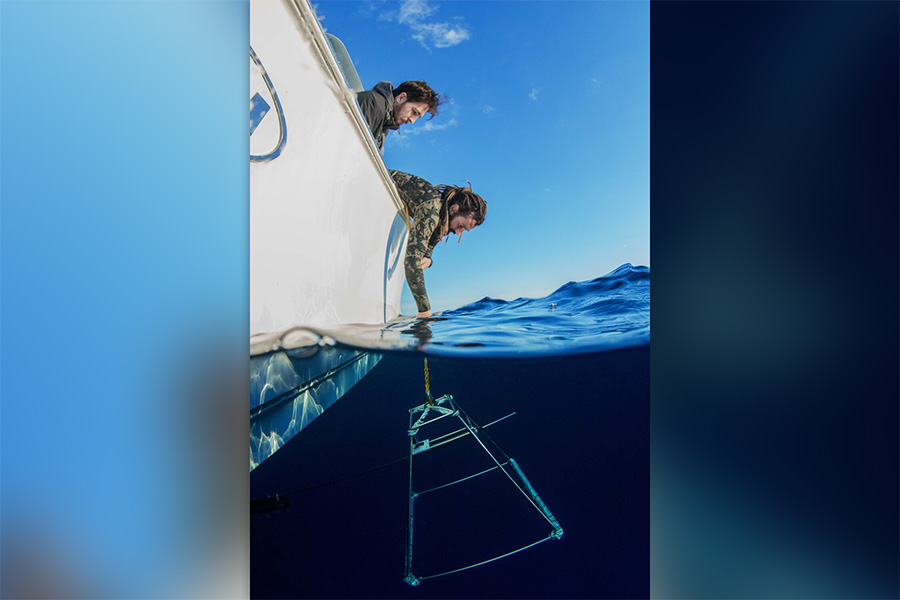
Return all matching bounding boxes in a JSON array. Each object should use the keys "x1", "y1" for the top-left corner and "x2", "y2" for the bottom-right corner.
[{"x1": 394, "y1": 81, "x2": 443, "y2": 118}]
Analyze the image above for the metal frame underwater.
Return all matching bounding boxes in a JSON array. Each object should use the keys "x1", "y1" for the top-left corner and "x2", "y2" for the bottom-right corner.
[{"x1": 403, "y1": 394, "x2": 564, "y2": 586}]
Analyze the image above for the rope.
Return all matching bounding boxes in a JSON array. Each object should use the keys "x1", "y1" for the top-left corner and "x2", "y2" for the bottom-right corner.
[
  {"x1": 401, "y1": 196, "x2": 411, "y2": 230},
  {"x1": 424, "y1": 358, "x2": 434, "y2": 405}
]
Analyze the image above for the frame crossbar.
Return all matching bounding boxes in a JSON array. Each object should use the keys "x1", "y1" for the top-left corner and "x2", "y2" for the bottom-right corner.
[{"x1": 403, "y1": 395, "x2": 563, "y2": 586}]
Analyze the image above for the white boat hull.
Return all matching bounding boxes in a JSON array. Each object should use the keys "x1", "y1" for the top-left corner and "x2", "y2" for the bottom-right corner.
[
  {"x1": 250, "y1": 0, "x2": 407, "y2": 469},
  {"x1": 250, "y1": 0, "x2": 407, "y2": 338}
]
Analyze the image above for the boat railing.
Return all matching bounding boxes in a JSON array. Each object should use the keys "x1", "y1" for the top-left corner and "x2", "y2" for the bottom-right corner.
[
  {"x1": 290, "y1": 0, "x2": 405, "y2": 216},
  {"x1": 325, "y1": 33, "x2": 364, "y2": 93}
]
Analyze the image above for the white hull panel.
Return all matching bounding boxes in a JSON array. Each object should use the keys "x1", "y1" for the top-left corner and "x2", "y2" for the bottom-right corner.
[
  {"x1": 250, "y1": 0, "x2": 407, "y2": 340},
  {"x1": 249, "y1": 0, "x2": 407, "y2": 469}
]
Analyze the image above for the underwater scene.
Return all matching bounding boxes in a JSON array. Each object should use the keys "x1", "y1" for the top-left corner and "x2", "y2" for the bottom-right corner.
[{"x1": 250, "y1": 264, "x2": 649, "y2": 598}]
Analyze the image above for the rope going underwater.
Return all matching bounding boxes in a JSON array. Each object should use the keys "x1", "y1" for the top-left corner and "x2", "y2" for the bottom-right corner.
[{"x1": 424, "y1": 358, "x2": 434, "y2": 405}]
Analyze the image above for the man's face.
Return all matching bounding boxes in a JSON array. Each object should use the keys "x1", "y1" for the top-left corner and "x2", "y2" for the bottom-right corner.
[
  {"x1": 448, "y1": 212, "x2": 478, "y2": 237},
  {"x1": 393, "y1": 92, "x2": 430, "y2": 127}
]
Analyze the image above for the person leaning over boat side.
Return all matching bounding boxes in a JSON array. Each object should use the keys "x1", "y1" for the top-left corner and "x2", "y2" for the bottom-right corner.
[
  {"x1": 390, "y1": 170, "x2": 487, "y2": 319},
  {"x1": 357, "y1": 81, "x2": 441, "y2": 153}
]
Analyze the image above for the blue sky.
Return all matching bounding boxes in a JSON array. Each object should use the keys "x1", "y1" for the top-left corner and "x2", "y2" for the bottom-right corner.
[{"x1": 314, "y1": 0, "x2": 650, "y2": 314}]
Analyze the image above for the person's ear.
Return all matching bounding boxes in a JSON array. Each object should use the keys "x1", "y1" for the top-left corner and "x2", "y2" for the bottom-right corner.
[
  {"x1": 449, "y1": 204, "x2": 460, "y2": 215},
  {"x1": 394, "y1": 92, "x2": 407, "y2": 105}
]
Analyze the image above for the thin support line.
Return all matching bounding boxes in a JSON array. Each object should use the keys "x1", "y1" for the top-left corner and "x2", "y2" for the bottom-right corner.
[
  {"x1": 419, "y1": 535, "x2": 554, "y2": 581},
  {"x1": 415, "y1": 461, "x2": 509, "y2": 496},
  {"x1": 481, "y1": 411, "x2": 517, "y2": 429},
  {"x1": 404, "y1": 438, "x2": 416, "y2": 580},
  {"x1": 457, "y1": 404, "x2": 514, "y2": 463},
  {"x1": 458, "y1": 417, "x2": 558, "y2": 530},
  {"x1": 410, "y1": 409, "x2": 457, "y2": 430},
  {"x1": 427, "y1": 426, "x2": 471, "y2": 445},
  {"x1": 427, "y1": 411, "x2": 517, "y2": 445},
  {"x1": 423, "y1": 431, "x2": 471, "y2": 450}
]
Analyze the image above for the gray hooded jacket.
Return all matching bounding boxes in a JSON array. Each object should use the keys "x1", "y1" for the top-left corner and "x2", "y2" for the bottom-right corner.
[{"x1": 356, "y1": 81, "x2": 400, "y2": 154}]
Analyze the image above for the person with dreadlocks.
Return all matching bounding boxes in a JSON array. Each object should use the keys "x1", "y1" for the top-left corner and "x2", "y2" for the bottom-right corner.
[{"x1": 389, "y1": 170, "x2": 488, "y2": 318}]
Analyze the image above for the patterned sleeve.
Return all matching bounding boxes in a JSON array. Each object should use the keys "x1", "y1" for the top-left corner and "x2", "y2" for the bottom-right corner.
[{"x1": 390, "y1": 171, "x2": 442, "y2": 313}]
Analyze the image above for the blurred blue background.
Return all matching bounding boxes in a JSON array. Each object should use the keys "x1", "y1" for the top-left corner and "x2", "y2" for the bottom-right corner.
[
  {"x1": 1, "y1": 1, "x2": 248, "y2": 597},
  {"x1": 1, "y1": 1, "x2": 897, "y2": 598}
]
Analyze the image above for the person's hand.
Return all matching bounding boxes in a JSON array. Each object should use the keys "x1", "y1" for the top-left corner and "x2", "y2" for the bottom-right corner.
[
  {"x1": 420, "y1": 257, "x2": 432, "y2": 269},
  {"x1": 416, "y1": 310, "x2": 432, "y2": 319}
]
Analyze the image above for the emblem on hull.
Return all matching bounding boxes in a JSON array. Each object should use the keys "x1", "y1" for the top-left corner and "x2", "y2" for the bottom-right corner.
[{"x1": 250, "y1": 46, "x2": 286, "y2": 162}]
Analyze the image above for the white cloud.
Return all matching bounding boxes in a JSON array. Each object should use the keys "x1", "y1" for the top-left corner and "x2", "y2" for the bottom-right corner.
[
  {"x1": 398, "y1": 0, "x2": 437, "y2": 24},
  {"x1": 388, "y1": 0, "x2": 471, "y2": 50},
  {"x1": 482, "y1": 105, "x2": 495, "y2": 114},
  {"x1": 403, "y1": 117, "x2": 458, "y2": 135},
  {"x1": 529, "y1": 87, "x2": 541, "y2": 101},
  {"x1": 416, "y1": 23, "x2": 470, "y2": 48},
  {"x1": 385, "y1": 117, "x2": 459, "y2": 148}
]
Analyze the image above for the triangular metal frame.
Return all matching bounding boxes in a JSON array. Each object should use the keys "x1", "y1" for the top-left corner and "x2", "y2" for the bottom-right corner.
[{"x1": 403, "y1": 394, "x2": 563, "y2": 586}]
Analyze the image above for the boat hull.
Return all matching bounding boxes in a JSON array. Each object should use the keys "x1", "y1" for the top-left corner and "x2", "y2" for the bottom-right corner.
[{"x1": 250, "y1": 0, "x2": 407, "y2": 469}]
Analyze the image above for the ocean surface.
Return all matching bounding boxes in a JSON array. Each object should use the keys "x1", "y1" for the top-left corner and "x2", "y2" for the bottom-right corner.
[
  {"x1": 250, "y1": 264, "x2": 650, "y2": 598},
  {"x1": 251, "y1": 263, "x2": 649, "y2": 358}
]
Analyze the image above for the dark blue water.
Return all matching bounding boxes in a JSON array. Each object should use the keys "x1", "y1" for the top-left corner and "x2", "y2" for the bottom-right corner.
[{"x1": 250, "y1": 264, "x2": 650, "y2": 598}]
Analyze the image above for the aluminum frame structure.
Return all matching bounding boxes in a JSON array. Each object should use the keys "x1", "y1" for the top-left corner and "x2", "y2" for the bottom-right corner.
[{"x1": 403, "y1": 394, "x2": 564, "y2": 586}]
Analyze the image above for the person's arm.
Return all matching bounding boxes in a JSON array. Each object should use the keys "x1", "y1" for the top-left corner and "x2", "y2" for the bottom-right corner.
[
  {"x1": 392, "y1": 172, "x2": 442, "y2": 317},
  {"x1": 421, "y1": 245, "x2": 434, "y2": 269},
  {"x1": 405, "y1": 214, "x2": 437, "y2": 317}
]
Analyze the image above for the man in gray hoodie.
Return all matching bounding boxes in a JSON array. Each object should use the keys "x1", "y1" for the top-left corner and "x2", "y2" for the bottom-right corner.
[{"x1": 357, "y1": 81, "x2": 441, "y2": 153}]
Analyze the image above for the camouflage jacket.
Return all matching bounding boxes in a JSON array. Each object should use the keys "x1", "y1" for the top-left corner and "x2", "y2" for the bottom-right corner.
[
  {"x1": 357, "y1": 82, "x2": 399, "y2": 154},
  {"x1": 389, "y1": 170, "x2": 442, "y2": 313}
]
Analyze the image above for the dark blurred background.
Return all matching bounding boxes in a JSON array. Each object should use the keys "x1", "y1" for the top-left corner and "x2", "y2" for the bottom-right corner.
[{"x1": 651, "y1": 2, "x2": 898, "y2": 598}]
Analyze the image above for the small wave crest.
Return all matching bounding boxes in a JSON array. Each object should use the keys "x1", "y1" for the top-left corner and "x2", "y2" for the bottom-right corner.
[{"x1": 255, "y1": 264, "x2": 649, "y2": 358}]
